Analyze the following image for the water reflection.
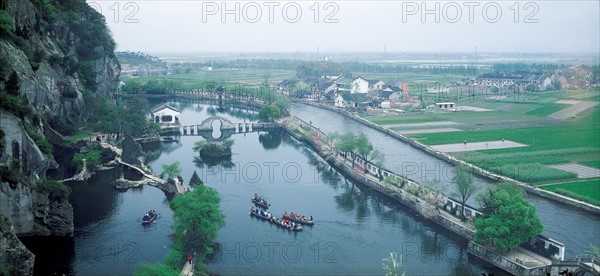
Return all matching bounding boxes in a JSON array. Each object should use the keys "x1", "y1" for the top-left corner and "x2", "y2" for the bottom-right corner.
[
  {"x1": 258, "y1": 130, "x2": 283, "y2": 150},
  {"x1": 193, "y1": 156, "x2": 235, "y2": 169}
]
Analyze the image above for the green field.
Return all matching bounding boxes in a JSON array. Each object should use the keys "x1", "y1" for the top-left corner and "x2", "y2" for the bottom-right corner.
[
  {"x1": 580, "y1": 161, "x2": 600, "y2": 168},
  {"x1": 383, "y1": 92, "x2": 600, "y2": 200},
  {"x1": 541, "y1": 180, "x2": 600, "y2": 206},
  {"x1": 526, "y1": 103, "x2": 570, "y2": 116},
  {"x1": 425, "y1": 110, "x2": 555, "y2": 125},
  {"x1": 361, "y1": 115, "x2": 441, "y2": 125},
  {"x1": 129, "y1": 69, "x2": 296, "y2": 90},
  {"x1": 66, "y1": 130, "x2": 93, "y2": 144}
]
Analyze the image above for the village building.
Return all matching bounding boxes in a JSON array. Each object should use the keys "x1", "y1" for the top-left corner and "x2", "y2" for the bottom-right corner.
[
  {"x1": 150, "y1": 103, "x2": 181, "y2": 125},
  {"x1": 435, "y1": 102, "x2": 456, "y2": 109}
]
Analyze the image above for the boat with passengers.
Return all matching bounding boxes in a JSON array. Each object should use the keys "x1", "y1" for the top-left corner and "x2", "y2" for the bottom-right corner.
[{"x1": 282, "y1": 211, "x2": 314, "y2": 226}]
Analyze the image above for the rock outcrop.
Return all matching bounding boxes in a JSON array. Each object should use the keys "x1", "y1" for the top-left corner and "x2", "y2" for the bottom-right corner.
[
  {"x1": 0, "y1": 111, "x2": 74, "y2": 236},
  {"x1": 0, "y1": 0, "x2": 120, "y2": 273},
  {"x1": 0, "y1": 214, "x2": 35, "y2": 275}
]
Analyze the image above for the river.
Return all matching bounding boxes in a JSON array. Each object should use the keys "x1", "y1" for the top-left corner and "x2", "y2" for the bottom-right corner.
[
  {"x1": 290, "y1": 103, "x2": 600, "y2": 259},
  {"x1": 144, "y1": 100, "x2": 501, "y2": 275}
]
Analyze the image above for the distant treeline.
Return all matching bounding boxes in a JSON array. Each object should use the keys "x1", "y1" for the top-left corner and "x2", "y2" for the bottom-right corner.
[
  {"x1": 491, "y1": 63, "x2": 568, "y2": 73},
  {"x1": 170, "y1": 59, "x2": 583, "y2": 78}
]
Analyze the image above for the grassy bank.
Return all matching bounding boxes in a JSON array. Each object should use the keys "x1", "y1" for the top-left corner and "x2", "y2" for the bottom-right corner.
[{"x1": 541, "y1": 180, "x2": 600, "y2": 206}]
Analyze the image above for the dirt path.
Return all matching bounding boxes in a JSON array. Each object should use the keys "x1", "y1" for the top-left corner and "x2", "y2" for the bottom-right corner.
[
  {"x1": 548, "y1": 163, "x2": 600, "y2": 178},
  {"x1": 397, "y1": 128, "x2": 463, "y2": 134},
  {"x1": 548, "y1": 101, "x2": 598, "y2": 119},
  {"x1": 383, "y1": 121, "x2": 460, "y2": 128},
  {"x1": 431, "y1": 140, "x2": 529, "y2": 153}
]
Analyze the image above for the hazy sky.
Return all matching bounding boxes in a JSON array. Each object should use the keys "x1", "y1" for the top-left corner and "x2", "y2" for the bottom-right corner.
[{"x1": 87, "y1": 1, "x2": 599, "y2": 53}]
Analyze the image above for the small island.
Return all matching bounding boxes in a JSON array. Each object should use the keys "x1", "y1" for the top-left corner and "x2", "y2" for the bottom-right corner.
[{"x1": 193, "y1": 139, "x2": 234, "y2": 158}]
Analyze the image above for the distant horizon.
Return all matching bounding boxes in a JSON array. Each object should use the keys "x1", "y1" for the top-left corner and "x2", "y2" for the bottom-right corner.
[{"x1": 94, "y1": 1, "x2": 599, "y2": 54}]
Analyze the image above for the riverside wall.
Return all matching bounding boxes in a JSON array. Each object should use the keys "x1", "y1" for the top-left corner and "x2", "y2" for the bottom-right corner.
[{"x1": 300, "y1": 101, "x2": 600, "y2": 215}]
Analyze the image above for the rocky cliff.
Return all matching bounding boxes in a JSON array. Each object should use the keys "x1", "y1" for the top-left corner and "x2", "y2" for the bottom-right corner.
[
  {"x1": 0, "y1": 214, "x2": 35, "y2": 275},
  {"x1": 0, "y1": 0, "x2": 120, "y2": 273}
]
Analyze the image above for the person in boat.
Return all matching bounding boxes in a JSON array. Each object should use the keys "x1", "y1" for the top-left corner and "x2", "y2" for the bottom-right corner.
[
  {"x1": 284, "y1": 211, "x2": 288, "y2": 216},
  {"x1": 309, "y1": 215, "x2": 313, "y2": 221},
  {"x1": 250, "y1": 207, "x2": 255, "y2": 213}
]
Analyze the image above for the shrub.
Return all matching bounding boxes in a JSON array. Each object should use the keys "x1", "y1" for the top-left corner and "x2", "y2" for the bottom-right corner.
[
  {"x1": 72, "y1": 150, "x2": 101, "y2": 169},
  {"x1": 23, "y1": 122, "x2": 52, "y2": 154},
  {"x1": 0, "y1": 10, "x2": 14, "y2": 37},
  {"x1": 34, "y1": 179, "x2": 71, "y2": 202}
]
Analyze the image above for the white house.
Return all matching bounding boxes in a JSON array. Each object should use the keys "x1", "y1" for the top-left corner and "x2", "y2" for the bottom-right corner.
[
  {"x1": 540, "y1": 77, "x2": 552, "y2": 90},
  {"x1": 150, "y1": 103, "x2": 181, "y2": 125},
  {"x1": 334, "y1": 93, "x2": 345, "y2": 107},
  {"x1": 351, "y1": 77, "x2": 369, "y2": 94},
  {"x1": 368, "y1": 80, "x2": 386, "y2": 91}
]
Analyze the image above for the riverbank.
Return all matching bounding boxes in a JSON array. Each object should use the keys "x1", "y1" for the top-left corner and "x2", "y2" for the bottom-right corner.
[
  {"x1": 299, "y1": 100, "x2": 600, "y2": 216},
  {"x1": 279, "y1": 113, "x2": 598, "y2": 276}
]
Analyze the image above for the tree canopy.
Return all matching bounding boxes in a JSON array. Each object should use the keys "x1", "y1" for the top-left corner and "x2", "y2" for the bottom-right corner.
[
  {"x1": 474, "y1": 183, "x2": 543, "y2": 252},
  {"x1": 189, "y1": 170, "x2": 203, "y2": 186},
  {"x1": 295, "y1": 61, "x2": 350, "y2": 82},
  {"x1": 452, "y1": 164, "x2": 477, "y2": 221},
  {"x1": 167, "y1": 186, "x2": 225, "y2": 271},
  {"x1": 258, "y1": 104, "x2": 281, "y2": 121},
  {"x1": 161, "y1": 161, "x2": 181, "y2": 179}
]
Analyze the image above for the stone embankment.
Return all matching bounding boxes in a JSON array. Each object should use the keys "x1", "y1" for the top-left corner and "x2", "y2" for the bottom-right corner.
[{"x1": 301, "y1": 101, "x2": 600, "y2": 215}]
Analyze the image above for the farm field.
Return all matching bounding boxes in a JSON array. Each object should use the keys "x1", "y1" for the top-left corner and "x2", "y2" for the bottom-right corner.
[
  {"x1": 540, "y1": 180, "x2": 600, "y2": 206},
  {"x1": 129, "y1": 69, "x2": 296, "y2": 90},
  {"x1": 363, "y1": 89, "x2": 600, "y2": 205}
]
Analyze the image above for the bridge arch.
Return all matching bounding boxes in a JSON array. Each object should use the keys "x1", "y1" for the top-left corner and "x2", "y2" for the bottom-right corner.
[{"x1": 198, "y1": 116, "x2": 235, "y2": 131}]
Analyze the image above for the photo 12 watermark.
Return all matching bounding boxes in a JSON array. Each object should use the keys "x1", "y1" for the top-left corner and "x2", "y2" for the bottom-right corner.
[
  {"x1": 401, "y1": 1, "x2": 539, "y2": 23},
  {"x1": 87, "y1": 1, "x2": 140, "y2": 23},
  {"x1": 201, "y1": 1, "x2": 340, "y2": 23},
  {"x1": 210, "y1": 241, "x2": 339, "y2": 264}
]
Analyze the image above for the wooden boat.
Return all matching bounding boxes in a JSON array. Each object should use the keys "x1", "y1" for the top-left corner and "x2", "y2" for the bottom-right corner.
[
  {"x1": 142, "y1": 210, "x2": 158, "y2": 225},
  {"x1": 249, "y1": 210, "x2": 302, "y2": 231},
  {"x1": 274, "y1": 218, "x2": 303, "y2": 232},
  {"x1": 249, "y1": 209, "x2": 271, "y2": 221},
  {"x1": 282, "y1": 214, "x2": 314, "y2": 226},
  {"x1": 251, "y1": 196, "x2": 270, "y2": 209}
]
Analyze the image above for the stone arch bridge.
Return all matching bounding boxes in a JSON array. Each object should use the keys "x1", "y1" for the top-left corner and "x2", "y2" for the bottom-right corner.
[{"x1": 178, "y1": 116, "x2": 279, "y2": 141}]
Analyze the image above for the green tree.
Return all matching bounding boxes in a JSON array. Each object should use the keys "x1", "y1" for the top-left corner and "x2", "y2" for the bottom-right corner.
[
  {"x1": 161, "y1": 161, "x2": 181, "y2": 179},
  {"x1": 189, "y1": 170, "x2": 203, "y2": 186},
  {"x1": 169, "y1": 186, "x2": 225, "y2": 272},
  {"x1": 474, "y1": 185, "x2": 543, "y2": 252},
  {"x1": 274, "y1": 97, "x2": 291, "y2": 116},
  {"x1": 551, "y1": 80, "x2": 562, "y2": 90},
  {"x1": 452, "y1": 164, "x2": 477, "y2": 221},
  {"x1": 73, "y1": 150, "x2": 101, "y2": 169},
  {"x1": 133, "y1": 262, "x2": 178, "y2": 276},
  {"x1": 335, "y1": 133, "x2": 357, "y2": 164},
  {"x1": 258, "y1": 104, "x2": 281, "y2": 121},
  {"x1": 122, "y1": 79, "x2": 142, "y2": 94},
  {"x1": 584, "y1": 244, "x2": 600, "y2": 260},
  {"x1": 354, "y1": 133, "x2": 371, "y2": 159},
  {"x1": 0, "y1": 10, "x2": 14, "y2": 37}
]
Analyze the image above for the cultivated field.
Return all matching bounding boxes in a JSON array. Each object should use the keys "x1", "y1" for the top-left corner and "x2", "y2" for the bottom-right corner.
[{"x1": 362, "y1": 89, "x2": 600, "y2": 205}]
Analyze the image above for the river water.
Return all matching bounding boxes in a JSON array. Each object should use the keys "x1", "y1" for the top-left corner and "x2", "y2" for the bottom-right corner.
[
  {"x1": 143, "y1": 100, "x2": 500, "y2": 275},
  {"x1": 290, "y1": 103, "x2": 600, "y2": 259},
  {"x1": 20, "y1": 100, "x2": 597, "y2": 275}
]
